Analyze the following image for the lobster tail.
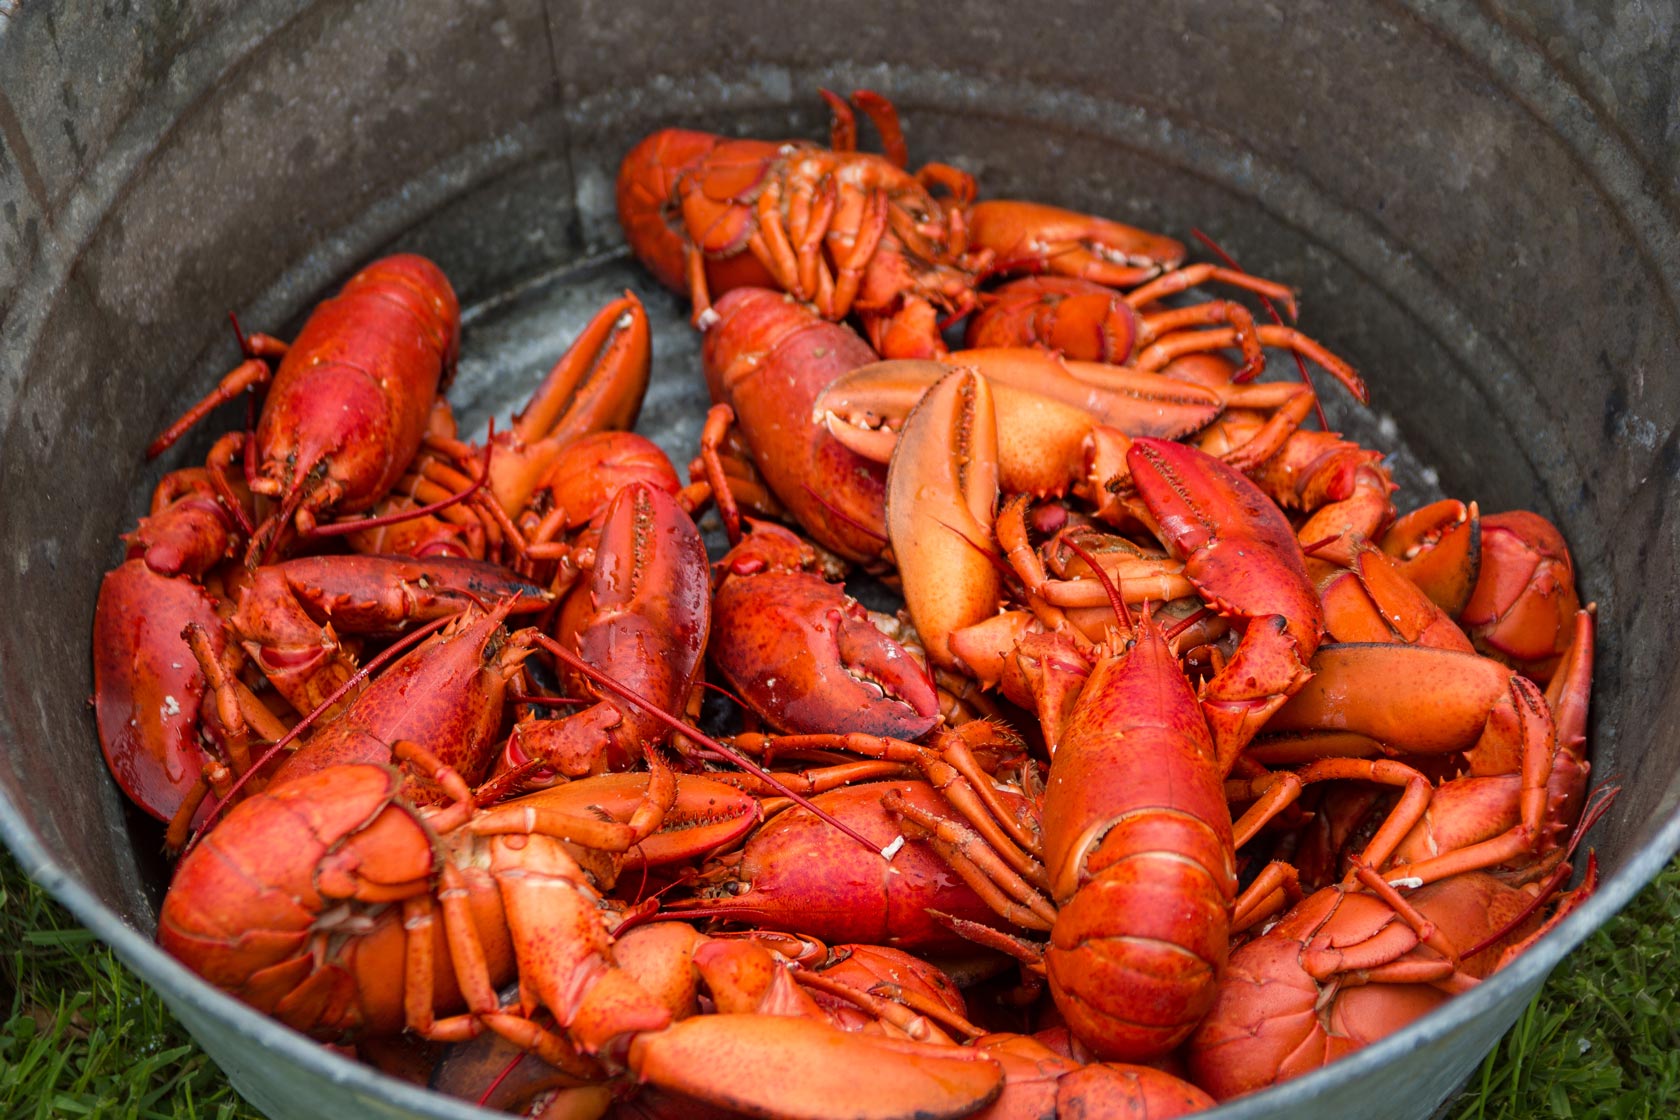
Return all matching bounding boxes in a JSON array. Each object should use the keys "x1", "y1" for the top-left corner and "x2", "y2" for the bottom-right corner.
[{"x1": 1041, "y1": 615, "x2": 1236, "y2": 1061}]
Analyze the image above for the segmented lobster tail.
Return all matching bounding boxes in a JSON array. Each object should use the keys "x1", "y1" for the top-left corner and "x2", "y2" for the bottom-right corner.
[{"x1": 1041, "y1": 613, "x2": 1236, "y2": 1061}]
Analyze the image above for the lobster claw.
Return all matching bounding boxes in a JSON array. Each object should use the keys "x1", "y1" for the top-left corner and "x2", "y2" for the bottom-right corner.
[
  {"x1": 886, "y1": 368, "x2": 1003, "y2": 671},
  {"x1": 486, "y1": 291, "x2": 652, "y2": 518},
  {"x1": 1381, "y1": 503, "x2": 1580, "y2": 683},
  {"x1": 817, "y1": 353, "x2": 1219, "y2": 505},
  {"x1": 1460, "y1": 510, "x2": 1580, "y2": 682},
  {"x1": 710, "y1": 521, "x2": 940, "y2": 739},
  {"x1": 1128, "y1": 437, "x2": 1323, "y2": 768},
  {"x1": 1379, "y1": 499, "x2": 1481, "y2": 616},
  {"x1": 123, "y1": 467, "x2": 244, "y2": 579},
  {"x1": 966, "y1": 200, "x2": 1186, "y2": 288},
  {"x1": 532, "y1": 431, "x2": 685, "y2": 536},
  {"x1": 1318, "y1": 539, "x2": 1475, "y2": 652},
  {"x1": 627, "y1": 1014, "x2": 1005, "y2": 1120},
  {"x1": 93, "y1": 560, "x2": 229, "y2": 822}
]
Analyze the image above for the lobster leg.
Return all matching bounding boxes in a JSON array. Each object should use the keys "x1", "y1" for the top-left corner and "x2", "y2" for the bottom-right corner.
[
  {"x1": 965, "y1": 200, "x2": 1185, "y2": 288},
  {"x1": 146, "y1": 359, "x2": 273, "y2": 460},
  {"x1": 1259, "y1": 643, "x2": 1561, "y2": 886}
]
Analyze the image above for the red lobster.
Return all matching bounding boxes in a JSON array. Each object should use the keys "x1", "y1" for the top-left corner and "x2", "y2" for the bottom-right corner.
[
  {"x1": 161, "y1": 754, "x2": 1008, "y2": 1119},
  {"x1": 699, "y1": 287, "x2": 892, "y2": 566},
  {"x1": 96, "y1": 540, "x2": 546, "y2": 829},
  {"x1": 148, "y1": 254, "x2": 461, "y2": 566},
  {"x1": 964, "y1": 273, "x2": 1363, "y2": 398},
  {"x1": 874, "y1": 367, "x2": 1341, "y2": 1062}
]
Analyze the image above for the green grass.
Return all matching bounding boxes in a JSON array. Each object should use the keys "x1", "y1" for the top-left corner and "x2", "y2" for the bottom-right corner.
[
  {"x1": 1450, "y1": 857, "x2": 1680, "y2": 1120},
  {"x1": 0, "y1": 852, "x2": 256, "y2": 1120},
  {"x1": 1, "y1": 848, "x2": 1676, "y2": 1118}
]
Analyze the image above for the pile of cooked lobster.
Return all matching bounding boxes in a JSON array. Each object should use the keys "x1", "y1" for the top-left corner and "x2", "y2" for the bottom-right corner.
[{"x1": 92, "y1": 91, "x2": 1602, "y2": 1118}]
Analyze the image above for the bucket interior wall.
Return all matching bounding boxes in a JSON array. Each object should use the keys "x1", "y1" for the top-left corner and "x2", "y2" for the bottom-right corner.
[{"x1": 2, "y1": 3, "x2": 1677, "y2": 1119}]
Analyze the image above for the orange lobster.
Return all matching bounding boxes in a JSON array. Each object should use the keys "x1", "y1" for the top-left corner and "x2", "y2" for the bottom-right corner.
[
  {"x1": 618, "y1": 90, "x2": 987, "y2": 358},
  {"x1": 161, "y1": 591, "x2": 549, "y2": 850},
  {"x1": 159, "y1": 751, "x2": 751, "y2": 1059},
  {"x1": 964, "y1": 273, "x2": 1363, "y2": 398},
  {"x1": 164, "y1": 751, "x2": 1012, "y2": 1120},
  {"x1": 1034, "y1": 607, "x2": 1239, "y2": 1061},
  {"x1": 1381, "y1": 501, "x2": 1581, "y2": 683},
  {"x1": 1187, "y1": 854, "x2": 1599, "y2": 1101}
]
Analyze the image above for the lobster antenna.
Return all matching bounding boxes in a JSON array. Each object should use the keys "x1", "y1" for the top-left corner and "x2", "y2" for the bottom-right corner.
[
  {"x1": 247, "y1": 482, "x2": 309, "y2": 568},
  {"x1": 1190, "y1": 228, "x2": 1327, "y2": 429},
  {"x1": 508, "y1": 692, "x2": 592, "y2": 708},
  {"x1": 803, "y1": 483, "x2": 890, "y2": 544},
  {"x1": 934, "y1": 517, "x2": 1016, "y2": 585},
  {"x1": 228, "y1": 311, "x2": 252, "y2": 358},
  {"x1": 477, "y1": 1051, "x2": 529, "y2": 1110},
  {"x1": 695, "y1": 679, "x2": 752, "y2": 710},
  {"x1": 1300, "y1": 532, "x2": 1344, "y2": 558},
  {"x1": 1165, "y1": 605, "x2": 1215, "y2": 641},
  {"x1": 531, "y1": 633, "x2": 899, "y2": 861},
  {"x1": 1058, "y1": 535, "x2": 1131, "y2": 631},
  {"x1": 1462, "y1": 784, "x2": 1620, "y2": 960}
]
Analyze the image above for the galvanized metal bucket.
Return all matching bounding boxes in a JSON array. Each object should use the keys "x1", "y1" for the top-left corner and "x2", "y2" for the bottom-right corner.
[{"x1": 2, "y1": 3, "x2": 1676, "y2": 1117}]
